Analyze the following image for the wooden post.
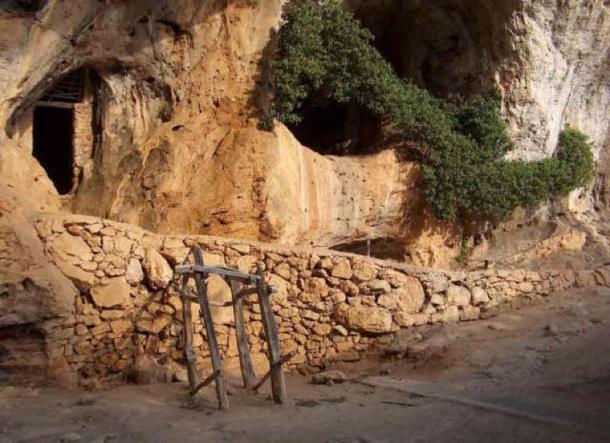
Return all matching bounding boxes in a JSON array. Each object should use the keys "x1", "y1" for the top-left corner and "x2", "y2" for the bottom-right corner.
[
  {"x1": 255, "y1": 267, "x2": 287, "y2": 404},
  {"x1": 180, "y1": 274, "x2": 200, "y2": 391},
  {"x1": 229, "y1": 279, "x2": 256, "y2": 389},
  {"x1": 192, "y1": 247, "x2": 229, "y2": 410}
]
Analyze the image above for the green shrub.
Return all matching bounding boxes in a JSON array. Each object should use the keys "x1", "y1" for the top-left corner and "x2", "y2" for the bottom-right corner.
[{"x1": 266, "y1": 0, "x2": 595, "y2": 221}]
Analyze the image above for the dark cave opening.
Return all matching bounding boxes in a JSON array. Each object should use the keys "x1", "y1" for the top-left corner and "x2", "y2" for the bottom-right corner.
[
  {"x1": 32, "y1": 105, "x2": 75, "y2": 195},
  {"x1": 288, "y1": 100, "x2": 383, "y2": 156},
  {"x1": 288, "y1": 0, "x2": 504, "y2": 156},
  {"x1": 351, "y1": 0, "x2": 501, "y2": 99},
  {"x1": 331, "y1": 238, "x2": 407, "y2": 261}
]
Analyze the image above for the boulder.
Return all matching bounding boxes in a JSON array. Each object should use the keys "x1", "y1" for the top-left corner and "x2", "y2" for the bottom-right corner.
[
  {"x1": 125, "y1": 258, "x2": 144, "y2": 286},
  {"x1": 52, "y1": 232, "x2": 93, "y2": 263},
  {"x1": 331, "y1": 259, "x2": 353, "y2": 279},
  {"x1": 346, "y1": 306, "x2": 392, "y2": 334},
  {"x1": 446, "y1": 285, "x2": 471, "y2": 307},
  {"x1": 352, "y1": 260, "x2": 377, "y2": 282},
  {"x1": 90, "y1": 278, "x2": 131, "y2": 308},
  {"x1": 143, "y1": 248, "x2": 173, "y2": 289},
  {"x1": 395, "y1": 277, "x2": 425, "y2": 314}
]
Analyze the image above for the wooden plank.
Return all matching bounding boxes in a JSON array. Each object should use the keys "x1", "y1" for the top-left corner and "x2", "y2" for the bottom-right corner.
[
  {"x1": 192, "y1": 247, "x2": 229, "y2": 410},
  {"x1": 180, "y1": 274, "x2": 200, "y2": 391},
  {"x1": 190, "y1": 370, "x2": 221, "y2": 397},
  {"x1": 229, "y1": 279, "x2": 256, "y2": 389},
  {"x1": 255, "y1": 267, "x2": 287, "y2": 404},
  {"x1": 251, "y1": 351, "x2": 296, "y2": 392}
]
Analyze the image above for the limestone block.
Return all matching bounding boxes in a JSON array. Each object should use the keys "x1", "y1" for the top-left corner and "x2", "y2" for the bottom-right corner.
[
  {"x1": 125, "y1": 258, "x2": 144, "y2": 286},
  {"x1": 110, "y1": 320, "x2": 132, "y2": 334},
  {"x1": 378, "y1": 269, "x2": 410, "y2": 288},
  {"x1": 55, "y1": 260, "x2": 96, "y2": 291},
  {"x1": 446, "y1": 285, "x2": 471, "y2": 307},
  {"x1": 208, "y1": 274, "x2": 234, "y2": 325},
  {"x1": 426, "y1": 274, "x2": 449, "y2": 294},
  {"x1": 395, "y1": 277, "x2": 425, "y2": 314},
  {"x1": 90, "y1": 278, "x2": 131, "y2": 309},
  {"x1": 459, "y1": 306, "x2": 480, "y2": 321},
  {"x1": 143, "y1": 248, "x2": 173, "y2": 289},
  {"x1": 377, "y1": 293, "x2": 399, "y2": 309},
  {"x1": 303, "y1": 277, "x2": 330, "y2": 298},
  {"x1": 361, "y1": 279, "x2": 391, "y2": 294},
  {"x1": 236, "y1": 255, "x2": 257, "y2": 273},
  {"x1": 346, "y1": 306, "x2": 392, "y2": 334},
  {"x1": 53, "y1": 232, "x2": 93, "y2": 263},
  {"x1": 352, "y1": 260, "x2": 377, "y2": 282},
  {"x1": 471, "y1": 287, "x2": 490, "y2": 305},
  {"x1": 274, "y1": 263, "x2": 292, "y2": 280},
  {"x1": 331, "y1": 259, "x2": 353, "y2": 279}
]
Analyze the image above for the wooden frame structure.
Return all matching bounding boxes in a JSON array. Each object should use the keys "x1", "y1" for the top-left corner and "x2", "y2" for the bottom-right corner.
[{"x1": 175, "y1": 247, "x2": 290, "y2": 409}]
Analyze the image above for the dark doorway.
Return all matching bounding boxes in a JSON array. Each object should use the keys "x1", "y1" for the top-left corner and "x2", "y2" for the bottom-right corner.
[{"x1": 32, "y1": 105, "x2": 74, "y2": 195}]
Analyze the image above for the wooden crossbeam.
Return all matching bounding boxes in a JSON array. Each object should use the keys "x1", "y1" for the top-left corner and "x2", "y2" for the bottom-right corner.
[
  {"x1": 251, "y1": 351, "x2": 297, "y2": 392},
  {"x1": 189, "y1": 370, "x2": 221, "y2": 397}
]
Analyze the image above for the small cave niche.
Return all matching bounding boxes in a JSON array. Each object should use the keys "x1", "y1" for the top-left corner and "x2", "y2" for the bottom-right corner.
[
  {"x1": 288, "y1": 100, "x2": 382, "y2": 156},
  {"x1": 0, "y1": 0, "x2": 47, "y2": 14},
  {"x1": 331, "y1": 238, "x2": 407, "y2": 261},
  {"x1": 31, "y1": 68, "x2": 95, "y2": 196},
  {"x1": 32, "y1": 106, "x2": 75, "y2": 195}
]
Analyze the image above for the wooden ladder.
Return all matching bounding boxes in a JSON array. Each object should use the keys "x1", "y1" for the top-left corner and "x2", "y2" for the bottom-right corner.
[{"x1": 175, "y1": 247, "x2": 291, "y2": 410}]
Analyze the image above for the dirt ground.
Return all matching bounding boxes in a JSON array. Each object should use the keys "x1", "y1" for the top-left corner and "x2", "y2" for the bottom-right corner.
[{"x1": 1, "y1": 287, "x2": 609, "y2": 443}]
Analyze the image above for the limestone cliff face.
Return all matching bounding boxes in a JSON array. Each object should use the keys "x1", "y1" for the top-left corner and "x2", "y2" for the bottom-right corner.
[{"x1": 0, "y1": 0, "x2": 608, "y2": 268}]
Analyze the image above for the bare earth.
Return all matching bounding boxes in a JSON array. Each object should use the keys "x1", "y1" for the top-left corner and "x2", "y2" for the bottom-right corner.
[{"x1": 1, "y1": 287, "x2": 609, "y2": 443}]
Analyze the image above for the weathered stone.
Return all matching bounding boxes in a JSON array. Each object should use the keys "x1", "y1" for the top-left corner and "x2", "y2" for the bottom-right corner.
[
  {"x1": 395, "y1": 277, "x2": 425, "y2": 314},
  {"x1": 303, "y1": 278, "x2": 330, "y2": 298},
  {"x1": 125, "y1": 258, "x2": 144, "y2": 286},
  {"x1": 446, "y1": 285, "x2": 471, "y2": 307},
  {"x1": 55, "y1": 261, "x2": 96, "y2": 291},
  {"x1": 332, "y1": 325, "x2": 349, "y2": 336},
  {"x1": 346, "y1": 306, "x2": 392, "y2": 334},
  {"x1": 163, "y1": 247, "x2": 190, "y2": 265},
  {"x1": 471, "y1": 287, "x2": 490, "y2": 305},
  {"x1": 273, "y1": 263, "x2": 292, "y2": 280},
  {"x1": 236, "y1": 255, "x2": 257, "y2": 273},
  {"x1": 361, "y1": 279, "x2": 391, "y2": 294},
  {"x1": 143, "y1": 248, "x2": 173, "y2": 290},
  {"x1": 431, "y1": 306, "x2": 460, "y2": 324},
  {"x1": 377, "y1": 293, "x2": 399, "y2": 309},
  {"x1": 310, "y1": 370, "x2": 347, "y2": 385},
  {"x1": 53, "y1": 232, "x2": 93, "y2": 263},
  {"x1": 517, "y1": 282, "x2": 535, "y2": 293},
  {"x1": 208, "y1": 275, "x2": 234, "y2": 325},
  {"x1": 459, "y1": 306, "x2": 480, "y2": 321},
  {"x1": 90, "y1": 278, "x2": 131, "y2": 309},
  {"x1": 110, "y1": 319, "x2": 132, "y2": 334},
  {"x1": 426, "y1": 274, "x2": 449, "y2": 294},
  {"x1": 352, "y1": 260, "x2": 377, "y2": 282},
  {"x1": 313, "y1": 323, "x2": 332, "y2": 336},
  {"x1": 331, "y1": 260, "x2": 353, "y2": 279}
]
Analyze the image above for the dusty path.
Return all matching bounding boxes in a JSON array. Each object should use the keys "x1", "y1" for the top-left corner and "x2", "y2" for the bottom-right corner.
[{"x1": 1, "y1": 287, "x2": 609, "y2": 443}]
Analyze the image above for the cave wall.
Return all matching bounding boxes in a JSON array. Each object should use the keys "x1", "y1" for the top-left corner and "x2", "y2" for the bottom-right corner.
[{"x1": 0, "y1": 0, "x2": 609, "y2": 264}]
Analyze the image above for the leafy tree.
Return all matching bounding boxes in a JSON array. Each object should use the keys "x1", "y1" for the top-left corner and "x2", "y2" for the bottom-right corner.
[{"x1": 266, "y1": 0, "x2": 595, "y2": 221}]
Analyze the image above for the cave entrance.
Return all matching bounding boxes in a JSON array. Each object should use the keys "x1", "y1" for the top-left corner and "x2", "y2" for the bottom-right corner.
[
  {"x1": 288, "y1": 100, "x2": 382, "y2": 156},
  {"x1": 33, "y1": 105, "x2": 74, "y2": 195},
  {"x1": 32, "y1": 69, "x2": 92, "y2": 196}
]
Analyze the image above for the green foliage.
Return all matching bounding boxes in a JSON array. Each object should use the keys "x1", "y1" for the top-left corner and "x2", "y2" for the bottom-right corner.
[{"x1": 266, "y1": 0, "x2": 595, "y2": 221}]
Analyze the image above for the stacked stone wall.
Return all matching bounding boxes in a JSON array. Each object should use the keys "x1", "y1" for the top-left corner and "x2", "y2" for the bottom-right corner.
[{"x1": 32, "y1": 213, "x2": 610, "y2": 385}]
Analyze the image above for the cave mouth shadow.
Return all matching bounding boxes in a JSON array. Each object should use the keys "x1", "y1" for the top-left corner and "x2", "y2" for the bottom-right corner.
[
  {"x1": 287, "y1": 100, "x2": 383, "y2": 156},
  {"x1": 32, "y1": 105, "x2": 75, "y2": 195}
]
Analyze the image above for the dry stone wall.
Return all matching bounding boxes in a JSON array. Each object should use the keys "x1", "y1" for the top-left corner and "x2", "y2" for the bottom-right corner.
[{"x1": 32, "y1": 213, "x2": 609, "y2": 385}]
